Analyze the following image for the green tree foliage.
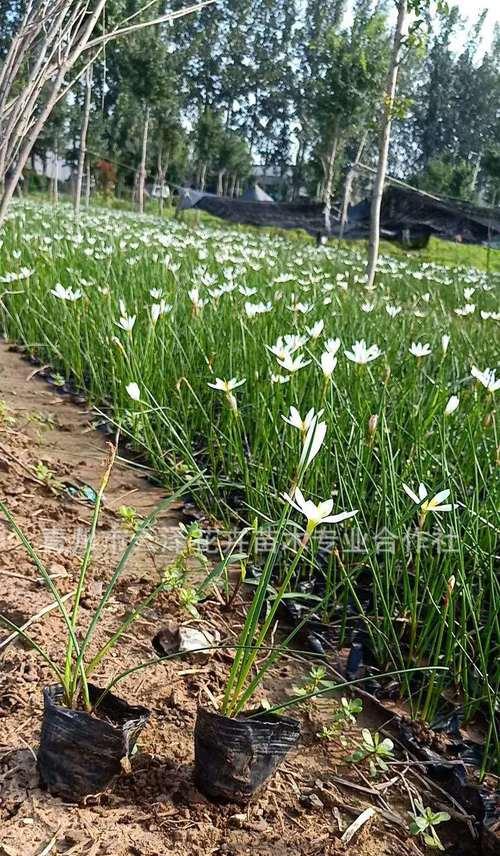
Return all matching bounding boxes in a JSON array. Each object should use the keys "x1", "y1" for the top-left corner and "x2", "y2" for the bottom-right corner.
[{"x1": 2, "y1": 0, "x2": 499, "y2": 203}]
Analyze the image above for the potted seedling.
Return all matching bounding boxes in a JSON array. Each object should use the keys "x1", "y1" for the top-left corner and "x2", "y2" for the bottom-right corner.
[
  {"x1": 191, "y1": 416, "x2": 360, "y2": 803},
  {"x1": 193, "y1": 521, "x2": 304, "y2": 803},
  {"x1": 0, "y1": 444, "x2": 198, "y2": 801}
]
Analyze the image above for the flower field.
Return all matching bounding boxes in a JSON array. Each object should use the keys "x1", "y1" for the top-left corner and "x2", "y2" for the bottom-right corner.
[{"x1": 1, "y1": 200, "x2": 498, "y2": 766}]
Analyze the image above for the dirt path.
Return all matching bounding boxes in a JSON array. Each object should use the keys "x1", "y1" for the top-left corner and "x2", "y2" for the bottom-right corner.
[{"x1": 0, "y1": 342, "x2": 481, "y2": 856}]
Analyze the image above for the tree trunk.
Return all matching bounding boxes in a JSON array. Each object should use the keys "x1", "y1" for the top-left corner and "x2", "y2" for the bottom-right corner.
[
  {"x1": 53, "y1": 140, "x2": 59, "y2": 205},
  {"x1": 322, "y1": 131, "x2": 339, "y2": 233},
  {"x1": 138, "y1": 106, "x2": 150, "y2": 215},
  {"x1": 470, "y1": 151, "x2": 482, "y2": 194},
  {"x1": 200, "y1": 161, "x2": 207, "y2": 191},
  {"x1": 74, "y1": 65, "x2": 92, "y2": 219},
  {"x1": 366, "y1": 1, "x2": 407, "y2": 288},
  {"x1": 217, "y1": 168, "x2": 225, "y2": 195},
  {"x1": 85, "y1": 157, "x2": 91, "y2": 208},
  {"x1": 229, "y1": 173, "x2": 237, "y2": 197},
  {"x1": 293, "y1": 139, "x2": 305, "y2": 200},
  {"x1": 339, "y1": 132, "x2": 367, "y2": 239},
  {"x1": 157, "y1": 145, "x2": 164, "y2": 214}
]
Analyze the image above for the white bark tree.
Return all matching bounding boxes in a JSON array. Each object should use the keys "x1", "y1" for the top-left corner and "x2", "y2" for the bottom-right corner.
[
  {"x1": 137, "y1": 106, "x2": 150, "y2": 215},
  {"x1": 0, "y1": 1, "x2": 213, "y2": 227},
  {"x1": 366, "y1": 1, "x2": 408, "y2": 289},
  {"x1": 322, "y1": 128, "x2": 340, "y2": 233},
  {"x1": 74, "y1": 65, "x2": 93, "y2": 219}
]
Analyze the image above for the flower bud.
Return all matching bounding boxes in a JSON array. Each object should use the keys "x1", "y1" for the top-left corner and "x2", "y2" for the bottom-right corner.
[{"x1": 444, "y1": 394, "x2": 459, "y2": 416}]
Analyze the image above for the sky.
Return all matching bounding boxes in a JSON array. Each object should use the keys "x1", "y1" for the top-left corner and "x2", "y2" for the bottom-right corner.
[
  {"x1": 452, "y1": 0, "x2": 499, "y2": 51},
  {"x1": 455, "y1": 0, "x2": 499, "y2": 21}
]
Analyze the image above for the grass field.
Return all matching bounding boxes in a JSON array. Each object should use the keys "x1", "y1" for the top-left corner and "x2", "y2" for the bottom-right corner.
[{"x1": 1, "y1": 198, "x2": 498, "y2": 767}]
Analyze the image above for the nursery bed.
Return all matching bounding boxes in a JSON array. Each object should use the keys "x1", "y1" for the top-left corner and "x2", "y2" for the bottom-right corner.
[{"x1": 0, "y1": 344, "x2": 493, "y2": 856}]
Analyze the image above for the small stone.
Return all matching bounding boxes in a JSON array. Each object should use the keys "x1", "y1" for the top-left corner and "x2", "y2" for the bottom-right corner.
[
  {"x1": 228, "y1": 813, "x2": 247, "y2": 828},
  {"x1": 300, "y1": 792, "x2": 324, "y2": 809}
]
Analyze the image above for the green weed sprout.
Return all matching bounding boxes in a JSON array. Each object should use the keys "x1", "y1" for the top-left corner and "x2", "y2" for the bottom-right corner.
[
  {"x1": 409, "y1": 800, "x2": 450, "y2": 851},
  {"x1": 350, "y1": 728, "x2": 395, "y2": 775}
]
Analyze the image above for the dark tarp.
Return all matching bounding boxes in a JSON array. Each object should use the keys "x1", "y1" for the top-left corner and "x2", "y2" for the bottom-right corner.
[
  {"x1": 240, "y1": 184, "x2": 275, "y2": 203},
  {"x1": 177, "y1": 184, "x2": 500, "y2": 246},
  {"x1": 376, "y1": 186, "x2": 500, "y2": 245}
]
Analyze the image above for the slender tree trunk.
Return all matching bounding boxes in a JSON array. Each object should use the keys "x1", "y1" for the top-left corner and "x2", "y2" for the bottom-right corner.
[
  {"x1": 53, "y1": 140, "x2": 59, "y2": 205},
  {"x1": 366, "y1": 1, "x2": 407, "y2": 288},
  {"x1": 74, "y1": 65, "x2": 92, "y2": 219},
  {"x1": 85, "y1": 158, "x2": 91, "y2": 208},
  {"x1": 293, "y1": 138, "x2": 305, "y2": 200},
  {"x1": 217, "y1": 168, "x2": 225, "y2": 195},
  {"x1": 339, "y1": 132, "x2": 368, "y2": 239},
  {"x1": 157, "y1": 145, "x2": 169, "y2": 215},
  {"x1": 229, "y1": 173, "x2": 237, "y2": 197},
  {"x1": 323, "y1": 131, "x2": 339, "y2": 233},
  {"x1": 200, "y1": 161, "x2": 207, "y2": 191},
  {"x1": 138, "y1": 106, "x2": 150, "y2": 215},
  {"x1": 470, "y1": 151, "x2": 482, "y2": 194}
]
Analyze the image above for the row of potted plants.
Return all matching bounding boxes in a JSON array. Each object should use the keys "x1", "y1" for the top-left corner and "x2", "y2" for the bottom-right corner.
[
  {"x1": 1, "y1": 441, "x2": 308, "y2": 803},
  {"x1": 1, "y1": 431, "x2": 435, "y2": 805}
]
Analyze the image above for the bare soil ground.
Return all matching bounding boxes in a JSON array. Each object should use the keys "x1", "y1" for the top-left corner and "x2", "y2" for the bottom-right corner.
[{"x1": 0, "y1": 343, "x2": 488, "y2": 856}]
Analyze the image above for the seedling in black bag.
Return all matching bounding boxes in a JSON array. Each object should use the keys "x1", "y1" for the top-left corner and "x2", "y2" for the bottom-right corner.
[{"x1": 0, "y1": 443, "x2": 199, "y2": 799}]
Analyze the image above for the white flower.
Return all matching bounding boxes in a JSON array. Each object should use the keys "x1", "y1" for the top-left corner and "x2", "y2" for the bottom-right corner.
[
  {"x1": 361, "y1": 302, "x2": 375, "y2": 313},
  {"x1": 320, "y1": 351, "x2": 337, "y2": 379},
  {"x1": 277, "y1": 351, "x2": 311, "y2": 373},
  {"x1": 116, "y1": 314, "x2": 136, "y2": 333},
  {"x1": 151, "y1": 300, "x2": 172, "y2": 324},
  {"x1": 126, "y1": 382, "x2": 141, "y2": 401},
  {"x1": 266, "y1": 337, "x2": 289, "y2": 361},
  {"x1": 0, "y1": 266, "x2": 34, "y2": 283},
  {"x1": 441, "y1": 334, "x2": 450, "y2": 354},
  {"x1": 471, "y1": 366, "x2": 500, "y2": 392},
  {"x1": 444, "y1": 395, "x2": 459, "y2": 415},
  {"x1": 409, "y1": 342, "x2": 432, "y2": 358},
  {"x1": 283, "y1": 486, "x2": 357, "y2": 534},
  {"x1": 289, "y1": 300, "x2": 313, "y2": 314},
  {"x1": 284, "y1": 333, "x2": 308, "y2": 351},
  {"x1": 188, "y1": 287, "x2": 207, "y2": 311},
  {"x1": 208, "y1": 377, "x2": 245, "y2": 413},
  {"x1": 454, "y1": 304, "x2": 475, "y2": 316},
  {"x1": 50, "y1": 283, "x2": 82, "y2": 301},
  {"x1": 150, "y1": 288, "x2": 163, "y2": 299},
  {"x1": 464, "y1": 287, "x2": 475, "y2": 300},
  {"x1": 386, "y1": 304, "x2": 402, "y2": 318},
  {"x1": 306, "y1": 320, "x2": 324, "y2": 339},
  {"x1": 324, "y1": 337, "x2": 341, "y2": 356},
  {"x1": 245, "y1": 300, "x2": 272, "y2": 317},
  {"x1": 298, "y1": 417, "x2": 327, "y2": 473},
  {"x1": 208, "y1": 377, "x2": 246, "y2": 392},
  {"x1": 344, "y1": 340, "x2": 382, "y2": 365},
  {"x1": 402, "y1": 483, "x2": 458, "y2": 515},
  {"x1": 282, "y1": 406, "x2": 323, "y2": 433},
  {"x1": 270, "y1": 373, "x2": 290, "y2": 384}
]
